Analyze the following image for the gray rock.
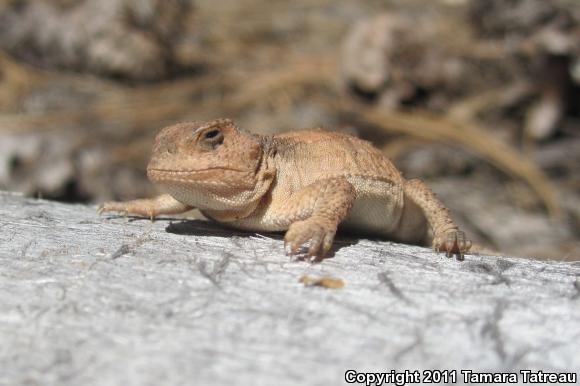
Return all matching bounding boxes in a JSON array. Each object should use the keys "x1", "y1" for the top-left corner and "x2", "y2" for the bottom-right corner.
[
  {"x1": 0, "y1": 191, "x2": 578, "y2": 385},
  {"x1": 0, "y1": 0, "x2": 193, "y2": 80}
]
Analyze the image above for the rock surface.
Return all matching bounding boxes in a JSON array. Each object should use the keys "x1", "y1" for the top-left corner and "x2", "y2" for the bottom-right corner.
[
  {"x1": 0, "y1": 191, "x2": 578, "y2": 385},
  {"x1": 0, "y1": 0, "x2": 193, "y2": 80}
]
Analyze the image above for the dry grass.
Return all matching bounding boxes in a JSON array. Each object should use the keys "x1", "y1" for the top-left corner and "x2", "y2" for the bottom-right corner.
[{"x1": 0, "y1": 50, "x2": 561, "y2": 218}]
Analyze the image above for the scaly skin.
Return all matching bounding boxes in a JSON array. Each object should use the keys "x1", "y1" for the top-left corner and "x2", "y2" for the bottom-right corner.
[{"x1": 99, "y1": 118, "x2": 471, "y2": 260}]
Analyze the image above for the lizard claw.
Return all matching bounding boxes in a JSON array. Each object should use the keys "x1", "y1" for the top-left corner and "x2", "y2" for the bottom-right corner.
[
  {"x1": 433, "y1": 230, "x2": 471, "y2": 261},
  {"x1": 99, "y1": 202, "x2": 128, "y2": 216},
  {"x1": 284, "y1": 219, "x2": 335, "y2": 261},
  {"x1": 97, "y1": 203, "x2": 123, "y2": 216}
]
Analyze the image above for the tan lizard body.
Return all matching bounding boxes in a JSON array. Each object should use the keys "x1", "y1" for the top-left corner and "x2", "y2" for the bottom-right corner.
[{"x1": 99, "y1": 118, "x2": 471, "y2": 260}]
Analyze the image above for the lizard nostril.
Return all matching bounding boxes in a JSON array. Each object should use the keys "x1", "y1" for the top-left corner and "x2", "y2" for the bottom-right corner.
[{"x1": 166, "y1": 143, "x2": 177, "y2": 154}]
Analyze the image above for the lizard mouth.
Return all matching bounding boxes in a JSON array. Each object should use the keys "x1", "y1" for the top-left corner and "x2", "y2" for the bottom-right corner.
[{"x1": 147, "y1": 167, "x2": 249, "y2": 181}]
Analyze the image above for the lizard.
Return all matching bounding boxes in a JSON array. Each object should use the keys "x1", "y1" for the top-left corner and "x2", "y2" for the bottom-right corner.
[{"x1": 99, "y1": 118, "x2": 471, "y2": 260}]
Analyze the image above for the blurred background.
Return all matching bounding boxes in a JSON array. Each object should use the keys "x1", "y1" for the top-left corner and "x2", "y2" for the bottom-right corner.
[{"x1": 0, "y1": 0, "x2": 578, "y2": 260}]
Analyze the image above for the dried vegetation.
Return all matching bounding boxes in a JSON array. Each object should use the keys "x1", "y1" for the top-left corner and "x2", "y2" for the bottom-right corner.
[{"x1": 0, "y1": 0, "x2": 578, "y2": 259}]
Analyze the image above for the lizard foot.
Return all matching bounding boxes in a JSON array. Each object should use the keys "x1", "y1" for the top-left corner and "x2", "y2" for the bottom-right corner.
[
  {"x1": 284, "y1": 219, "x2": 336, "y2": 262},
  {"x1": 433, "y1": 230, "x2": 472, "y2": 261},
  {"x1": 98, "y1": 201, "x2": 156, "y2": 221}
]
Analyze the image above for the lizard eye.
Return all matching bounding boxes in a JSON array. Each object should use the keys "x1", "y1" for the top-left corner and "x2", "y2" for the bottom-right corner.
[
  {"x1": 204, "y1": 129, "x2": 220, "y2": 139},
  {"x1": 199, "y1": 129, "x2": 224, "y2": 150}
]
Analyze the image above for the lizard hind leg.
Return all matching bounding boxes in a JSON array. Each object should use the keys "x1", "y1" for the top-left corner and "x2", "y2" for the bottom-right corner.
[{"x1": 403, "y1": 179, "x2": 471, "y2": 260}]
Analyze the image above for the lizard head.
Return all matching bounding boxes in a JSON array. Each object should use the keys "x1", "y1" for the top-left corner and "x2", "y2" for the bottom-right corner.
[{"x1": 147, "y1": 118, "x2": 273, "y2": 213}]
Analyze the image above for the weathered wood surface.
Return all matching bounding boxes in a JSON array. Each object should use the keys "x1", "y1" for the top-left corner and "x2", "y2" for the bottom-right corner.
[{"x1": 0, "y1": 191, "x2": 578, "y2": 386}]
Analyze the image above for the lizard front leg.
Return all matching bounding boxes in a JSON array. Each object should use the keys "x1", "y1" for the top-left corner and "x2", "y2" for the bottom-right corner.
[
  {"x1": 404, "y1": 179, "x2": 471, "y2": 260},
  {"x1": 98, "y1": 194, "x2": 192, "y2": 220},
  {"x1": 273, "y1": 177, "x2": 356, "y2": 261}
]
